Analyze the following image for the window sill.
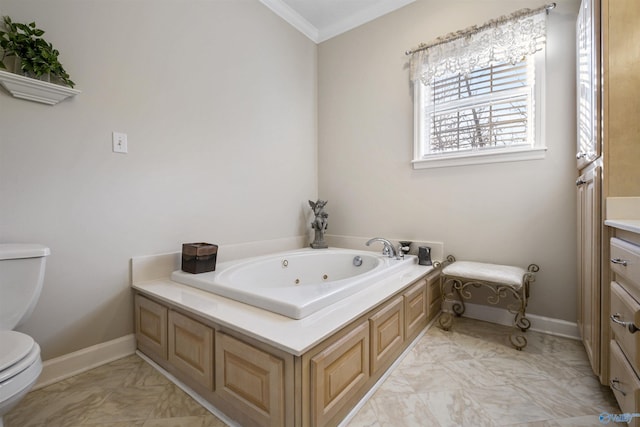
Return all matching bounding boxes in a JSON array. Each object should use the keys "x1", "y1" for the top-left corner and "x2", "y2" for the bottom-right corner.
[{"x1": 412, "y1": 147, "x2": 547, "y2": 169}]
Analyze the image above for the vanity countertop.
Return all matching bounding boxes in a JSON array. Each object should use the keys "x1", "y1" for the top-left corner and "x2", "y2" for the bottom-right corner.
[
  {"x1": 604, "y1": 219, "x2": 640, "y2": 235},
  {"x1": 605, "y1": 197, "x2": 640, "y2": 234},
  {"x1": 133, "y1": 262, "x2": 434, "y2": 356}
]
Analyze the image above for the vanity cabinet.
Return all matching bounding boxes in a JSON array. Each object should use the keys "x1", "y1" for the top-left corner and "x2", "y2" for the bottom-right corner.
[
  {"x1": 576, "y1": 0, "x2": 640, "y2": 383},
  {"x1": 133, "y1": 269, "x2": 440, "y2": 427},
  {"x1": 608, "y1": 229, "x2": 640, "y2": 421}
]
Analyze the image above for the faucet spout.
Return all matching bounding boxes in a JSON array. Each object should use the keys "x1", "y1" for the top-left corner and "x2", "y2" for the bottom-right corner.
[{"x1": 365, "y1": 237, "x2": 398, "y2": 259}]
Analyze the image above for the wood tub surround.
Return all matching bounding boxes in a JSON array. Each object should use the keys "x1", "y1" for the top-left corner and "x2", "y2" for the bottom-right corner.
[{"x1": 134, "y1": 268, "x2": 440, "y2": 427}]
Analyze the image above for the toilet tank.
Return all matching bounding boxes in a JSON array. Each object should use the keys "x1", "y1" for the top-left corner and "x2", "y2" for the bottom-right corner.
[{"x1": 0, "y1": 244, "x2": 50, "y2": 330}]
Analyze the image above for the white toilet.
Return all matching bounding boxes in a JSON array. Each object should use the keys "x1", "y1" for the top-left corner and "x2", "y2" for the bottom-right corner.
[{"x1": 0, "y1": 244, "x2": 50, "y2": 427}]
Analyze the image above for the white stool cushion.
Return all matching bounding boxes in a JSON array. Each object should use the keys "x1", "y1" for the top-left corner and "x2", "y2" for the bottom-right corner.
[{"x1": 442, "y1": 261, "x2": 526, "y2": 290}]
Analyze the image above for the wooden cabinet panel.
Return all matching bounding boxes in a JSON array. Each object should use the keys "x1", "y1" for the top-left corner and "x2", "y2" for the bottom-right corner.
[
  {"x1": 404, "y1": 279, "x2": 427, "y2": 340},
  {"x1": 610, "y1": 281, "x2": 640, "y2": 373},
  {"x1": 369, "y1": 296, "x2": 404, "y2": 375},
  {"x1": 577, "y1": 164, "x2": 601, "y2": 375},
  {"x1": 611, "y1": 238, "x2": 640, "y2": 291},
  {"x1": 609, "y1": 340, "x2": 640, "y2": 426},
  {"x1": 215, "y1": 331, "x2": 285, "y2": 427},
  {"x1": 310, "y1": 321, "x2": 369, "y2": 427},
  {"x1": 135, "y1": 294, "x2": 167, "y2": 360},
  {"x1": 425, "y1": 271, "x2": 441, "y2": 322},
  {"x1": 168, "y1": 310, "x2": 214, "y2": 390},
  {"x1": 603, "y1": 0, "x2": 640, "y2": 197}
]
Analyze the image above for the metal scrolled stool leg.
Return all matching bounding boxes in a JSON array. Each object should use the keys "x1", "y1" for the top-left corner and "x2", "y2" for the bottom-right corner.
[
  {"x1": 507, "y1": 263, "x2": 539, "y2": 350},
  {"x1": 436, "y1": 255, "x2": 459, "y2": 331}
]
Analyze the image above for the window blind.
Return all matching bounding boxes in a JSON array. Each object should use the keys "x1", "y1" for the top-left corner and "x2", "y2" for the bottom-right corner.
[{"x1": 424, "y1": 60, "x2": 533, "y2": 154}]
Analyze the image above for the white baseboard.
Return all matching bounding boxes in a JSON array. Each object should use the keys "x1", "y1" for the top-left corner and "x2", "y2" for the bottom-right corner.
[
  {"x1": 35, "y1": 334, "x2": 136, "y2": 389},
  {"x1": 457, "y1": 302, "x2": 580, "y2": 340}
]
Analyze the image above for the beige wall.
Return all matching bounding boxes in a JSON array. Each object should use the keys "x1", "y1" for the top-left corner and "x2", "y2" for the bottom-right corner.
[
  {"x1": 0, "y1": 0, "x2": 318, "y2": 360},
  {"x1": 318, "y1": 0, "x2": 580, "y2": 321},
  {"x1": 1, "y1": 0, "x2": 581, "y2": 362}
]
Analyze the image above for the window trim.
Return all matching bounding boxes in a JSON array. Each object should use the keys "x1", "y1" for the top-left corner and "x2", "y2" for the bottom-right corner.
[{"x1": 412, "y1": 50, "x2": 547, "y2": 169}]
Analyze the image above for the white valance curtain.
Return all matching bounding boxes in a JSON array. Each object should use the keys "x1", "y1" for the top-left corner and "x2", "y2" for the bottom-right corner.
[{"x1": 408, "y1": 5, "x2": 550, "y2": 85}]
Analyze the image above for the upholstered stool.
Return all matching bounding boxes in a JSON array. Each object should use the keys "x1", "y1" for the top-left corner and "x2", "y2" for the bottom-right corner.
[{"x1": 437, "y1": 255, "x2": 539, "y2": 350}]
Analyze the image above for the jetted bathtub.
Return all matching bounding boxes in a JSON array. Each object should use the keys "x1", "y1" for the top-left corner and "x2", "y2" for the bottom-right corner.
[{"x1": 171, "y1": 247, "x2": 417, "y2": 319}]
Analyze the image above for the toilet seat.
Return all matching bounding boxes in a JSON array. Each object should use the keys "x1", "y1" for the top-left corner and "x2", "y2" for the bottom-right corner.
[{"x1": 0, "y1": 331, "x2": 39, "y2": 383}]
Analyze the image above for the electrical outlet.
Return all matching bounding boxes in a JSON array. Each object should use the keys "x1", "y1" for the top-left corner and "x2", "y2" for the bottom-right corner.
[{"x1": 112, "y1": 132, "x2": 128, "y2": 153}]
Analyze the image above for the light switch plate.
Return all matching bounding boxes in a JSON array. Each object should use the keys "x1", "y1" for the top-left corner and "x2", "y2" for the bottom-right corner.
[{"x1": 112, "y1": 132, "x2": 128, "y2": 153}]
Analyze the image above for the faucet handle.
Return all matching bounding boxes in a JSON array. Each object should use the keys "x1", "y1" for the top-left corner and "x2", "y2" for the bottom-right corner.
[{"x1": 397, "y1": 243, "x2": 409, "y2": 259}]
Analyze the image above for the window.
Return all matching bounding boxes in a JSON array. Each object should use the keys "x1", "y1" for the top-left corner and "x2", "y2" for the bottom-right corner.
[
  {"x1": 413, "y1": 55, "x2": 545, "y2": 168},
  {"x1": 409, "y1": 7, "x2": 548, "y2": 169}
]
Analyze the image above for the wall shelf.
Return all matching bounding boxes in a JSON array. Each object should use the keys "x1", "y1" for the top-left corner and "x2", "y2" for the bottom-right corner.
[{"x1": 0, "y1": 70, "x2": 80, "y2": 105}]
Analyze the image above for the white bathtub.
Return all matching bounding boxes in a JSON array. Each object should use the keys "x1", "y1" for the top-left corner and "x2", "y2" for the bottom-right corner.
[{"x1": 171, "y1": 248, "x2": 417, "y2": 319}]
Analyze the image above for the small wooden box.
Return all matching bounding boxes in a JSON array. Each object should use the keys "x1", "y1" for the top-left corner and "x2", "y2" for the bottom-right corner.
[{"x1": 182, "y1": 243, "x2": 218, "y2": 274}]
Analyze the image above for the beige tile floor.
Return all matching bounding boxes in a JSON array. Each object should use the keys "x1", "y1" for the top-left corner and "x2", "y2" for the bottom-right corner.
[
  {"x1": 346, "y1": 318, "x2": 621, "y2": 427},
  {"x1": 6, "y1": 317, "x2": 622, "y2": 427}
]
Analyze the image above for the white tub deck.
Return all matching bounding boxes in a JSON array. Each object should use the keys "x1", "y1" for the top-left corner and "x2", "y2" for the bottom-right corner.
[{"x1": 132, "y1": 253, "x2": 433, "y2": 355}]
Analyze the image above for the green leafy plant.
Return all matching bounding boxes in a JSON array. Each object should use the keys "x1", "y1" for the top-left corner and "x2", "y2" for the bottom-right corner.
[{"x1": 0, "y1": 16, "x2": 75, "y2": 87}]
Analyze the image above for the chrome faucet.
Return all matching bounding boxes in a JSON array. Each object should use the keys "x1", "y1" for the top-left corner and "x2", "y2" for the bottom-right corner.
[{"x1": 366, "y1": 237, "x2": 398, "y2": 259}]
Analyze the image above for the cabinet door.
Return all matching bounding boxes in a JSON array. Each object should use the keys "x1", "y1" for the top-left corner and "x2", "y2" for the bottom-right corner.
[
  {"x1": 610, "y1": 281, "x2": 640, "y2": 372},
  {"x1": 168, "y1": 310, "x2": 214, "y2": 390},
  {"x1": 609, "y1": 340, "x2": 640, "y2": 426},
  {"x1": 404, "y1": 279, "x2": 428, "y2": 340},
  {"x1": 577, "y1": 164, "x2": 601, "y2": 375},
  {"x1": 135, "y1": 294, "x2": 168, "y2": 360},
  {"x1": 369, "y1": 296, "x2": 404, "y2": 375},
  {"x1": 576, "y1": 0, "x2": 600, "y2": 168},
  {"x1": 610, "y1": 237, "x2": 640, "y2": 292},
  {"x1": 310, "y1": 321, "x2": 370, "y2": 427},
  {"x1": 425, "y1": 271, "x2": 442, "y2": 322},
  {"x1": 603, "y1": 0, "x2": 640, "y2": 196},
  {"x1": 215, "y1": 331, "x2": 285, "y2": 427}
]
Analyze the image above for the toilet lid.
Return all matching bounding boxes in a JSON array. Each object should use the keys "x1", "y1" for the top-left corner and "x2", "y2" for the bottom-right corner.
[{"x1": 0, "y1": 331, "x2": 37, "y2": 381}]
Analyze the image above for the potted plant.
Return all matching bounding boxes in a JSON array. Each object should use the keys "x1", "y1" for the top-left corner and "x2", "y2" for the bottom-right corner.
[{"x1": 0, "y1": 16, "x2": 75, "y2": 87}]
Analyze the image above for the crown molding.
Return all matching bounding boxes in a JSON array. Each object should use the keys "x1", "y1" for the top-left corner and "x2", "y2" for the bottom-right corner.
[
  {"x1": 317, "y1": 0, "x2": 415, "y2": 43},
  {"x1": 259, "y1": 0, "x2": 320, "y2": 43},
  {"x1": 260, "y1": 0, "x2": 415, "y2": 44}
]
